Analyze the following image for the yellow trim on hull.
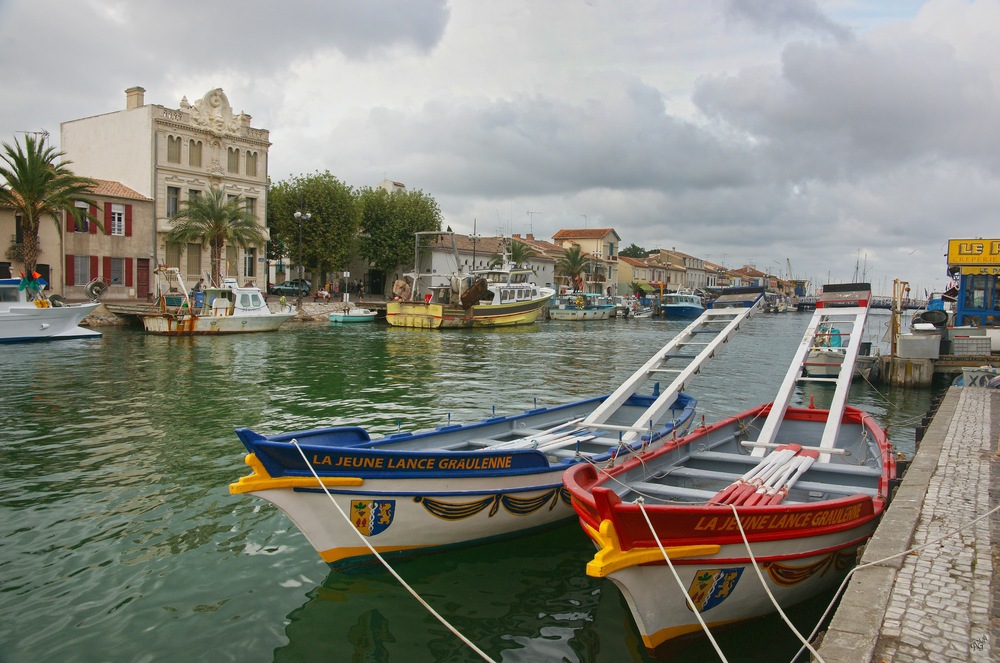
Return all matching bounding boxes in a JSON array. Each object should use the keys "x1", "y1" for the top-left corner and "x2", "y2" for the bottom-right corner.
[
  {"x1": 585, "y1": 519, "x2": 720, "y2": 577},
  {"x1": 228, "y1": 453, "x2": 364, "y2": 494},
  {"x1": 319, "y1": 543, "x2": 428, "y2": 564},
  {"x1": 642, "y1": 617, "x2": 744, "y2": 649}
]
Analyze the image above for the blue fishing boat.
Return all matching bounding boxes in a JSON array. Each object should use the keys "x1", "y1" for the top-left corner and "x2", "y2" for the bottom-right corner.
[
  {"x1": 230, "y1": 289, "x2": 765, "y2": 567},
  {"x1": 662, "y1": 289, "x2": 705, "y2": 319}
]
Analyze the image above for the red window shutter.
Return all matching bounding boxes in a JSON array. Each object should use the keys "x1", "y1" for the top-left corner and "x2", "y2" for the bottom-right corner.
[
  {"x1": 125, "y1": 258, "x2": 134, "y2": 287},
  {"x1": 103, "y1": 256, "x2": 112, "y2": 281},
  {"x1": 66, "y1": 255, "x2": 75, "y2": 286},
  {"x1": 104, "y1": 204, "x2": 112, "y2": 235},
  {"x1": 90, "y1": 205, "x2": 98, "y2": 234},
  {"x1": 125, "y1": 204, "x2": 133, "y2": 237},
  {"x1": 89, "y1": 255, "x2": 98, "y2": 280},
  {"x1": 66, "y1": 211, "x2": 75, "y2": 233}
]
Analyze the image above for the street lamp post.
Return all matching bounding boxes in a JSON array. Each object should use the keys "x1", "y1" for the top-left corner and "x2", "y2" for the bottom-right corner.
[{"x1": 293, "y1": 211, "x2": 310, "y2": 309}]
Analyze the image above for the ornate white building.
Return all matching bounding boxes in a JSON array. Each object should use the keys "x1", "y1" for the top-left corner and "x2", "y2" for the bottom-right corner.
[{"x1": 60, "y1": 86, "x2": 271, "y2": 295}]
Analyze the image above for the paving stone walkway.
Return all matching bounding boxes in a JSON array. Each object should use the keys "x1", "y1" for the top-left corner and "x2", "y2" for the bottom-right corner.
[{"x1": 816, "y1": 386, "x2": 998, "y2": 662}]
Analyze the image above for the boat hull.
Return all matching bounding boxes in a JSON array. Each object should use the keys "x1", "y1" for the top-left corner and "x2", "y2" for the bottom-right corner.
[
  {"x1": 563, "y1": 403, "x2": 893, "y2": 651},
  {"x1": 604, "y1": 535, "x2": 867, "y2": 649},
  {"x1": 548, "y1": 306, "x2": 614, "y2": 321},
  {"x1": 663, "y1": 305, "x2": 704, "y2": 319},
  {"x1": 329, "y1": 310, "x2": 376, "y2": 323},
  {"x1": 0, "y1": 303, "x2": 101, "y2": 342},
  {"x1": 140, "y1": 311, "x2": 294, "y2": 335},
  {"x1": 231, "y1": 392, "x2": 697, "y2": 567},
  {"x1": 385, "y1": 296, "x2": 550, "y2": 329}
]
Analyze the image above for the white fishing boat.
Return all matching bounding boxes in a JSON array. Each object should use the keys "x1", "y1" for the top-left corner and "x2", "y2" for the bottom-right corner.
[
  {"x1": 230, "y1": 289, "x2": 765, "y2": 567},
  {"x1": 548, "y1": 293, "x2": 615, "y2": 321},
  {"x1": 386, "y1": 232, "x2": 554, "y2": 329},
  {"x1": 329, "y1": 308, "x2": 377, "y2": 323},
  {"x1": 563, "y1": 283, "x2": 894, "y2": 654},
  {"x1": 0, "y1": 276, "x2": 101, "y2": 343},
  {"x1": 140, "y1": 267, "x2": 294, "y2": 335}
]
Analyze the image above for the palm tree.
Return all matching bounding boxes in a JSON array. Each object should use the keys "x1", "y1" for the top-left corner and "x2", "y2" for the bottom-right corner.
[
  {"x1": 0, "y1": 134, "x2": 99, "y2": 287},
  {"x1": 555, "y1": 245, "x2": 590, "y2": 292},
  {"x1": 166, "y1": 187, "x2": 265, "y2": 286},
  {"x1": 489, "y1": 239, "x2": 536, "y2": 268}
]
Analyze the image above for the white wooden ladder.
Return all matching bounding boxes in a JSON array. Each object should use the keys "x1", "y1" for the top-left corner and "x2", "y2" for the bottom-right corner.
[{"x1": 751, "y1": 283, "x2": 873, "y2": 463}]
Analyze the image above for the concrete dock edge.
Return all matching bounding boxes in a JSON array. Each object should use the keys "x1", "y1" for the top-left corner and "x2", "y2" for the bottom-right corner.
[{"x1": 814, "y1": 387, "x2": 998, "y2": 662}]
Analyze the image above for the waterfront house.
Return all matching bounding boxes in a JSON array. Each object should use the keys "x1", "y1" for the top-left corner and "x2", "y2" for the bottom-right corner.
[{"x1": 60, "y1": 86, "x2": 271, "y2": 294}]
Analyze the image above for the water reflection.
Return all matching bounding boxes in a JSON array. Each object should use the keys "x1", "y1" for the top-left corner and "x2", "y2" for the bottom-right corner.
[{"x1": 0, "y1": 316, "x2": 945, "y2": 663}]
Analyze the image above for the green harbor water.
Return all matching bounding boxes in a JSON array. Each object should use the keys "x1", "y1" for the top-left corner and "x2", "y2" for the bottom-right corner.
[{"x1": 0, "y1": 312, "x2": 942, "y2": 662}]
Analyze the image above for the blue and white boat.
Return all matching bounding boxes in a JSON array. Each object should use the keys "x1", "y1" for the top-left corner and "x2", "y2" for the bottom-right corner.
[
  {"x1": 0, "y1": 276, "x2": 101, "y2": 343},
  {"x1": 229, "y1": 290, "x2": 764, "y2": 567},
  {"x1": 662, "y1": 289, "x2": 704, "y2": 319}
]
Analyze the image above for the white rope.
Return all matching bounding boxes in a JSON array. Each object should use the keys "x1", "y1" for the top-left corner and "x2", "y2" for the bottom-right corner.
[
  {"x1": 727, "y1": 504, "x2": 824, "y2": 662},
  {"x1": 636, "y1": 499, "x2": 729, "y2": 662},
  {"x1": 291, "y1": 440, "x2": 498, "y2": 663},
  {"x1": 794, "y1": 502, "x2": 1000, "y2": 662}
]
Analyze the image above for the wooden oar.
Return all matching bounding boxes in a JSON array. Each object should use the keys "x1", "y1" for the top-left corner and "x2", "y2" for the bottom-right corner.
[
  {"x1": 712, "y1": 444, "x2": 801, "y2": 504},
  {"x1": 742, "y1": 455, "x2": 807, "y2": 506},
  {"x1": 762, "y1": 450, "x2": 819, "y2": 505}
]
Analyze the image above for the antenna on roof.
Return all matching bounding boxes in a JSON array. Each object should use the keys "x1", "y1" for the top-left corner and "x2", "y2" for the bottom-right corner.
[{"x1": 527, "y1": 210, "x2": 539, "y2": 234}]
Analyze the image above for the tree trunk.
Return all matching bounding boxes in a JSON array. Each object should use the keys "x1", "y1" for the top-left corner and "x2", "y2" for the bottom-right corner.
[{"x1": 21, "y1": 213, "x2": 39, "y2": 276}]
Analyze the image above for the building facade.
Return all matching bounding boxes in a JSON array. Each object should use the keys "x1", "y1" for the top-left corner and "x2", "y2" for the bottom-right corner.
[
  {"x1": 551, "y1": 228, "x2": 621, "y2": 294},
  {"x1": 60, "y1": 86, "x2": 271, "y2": 291}
]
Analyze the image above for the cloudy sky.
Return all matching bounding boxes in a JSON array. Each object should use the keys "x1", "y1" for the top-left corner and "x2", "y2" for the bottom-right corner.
[{"x1": 2, "y1": 0, "x2": 996, "y2": 294}]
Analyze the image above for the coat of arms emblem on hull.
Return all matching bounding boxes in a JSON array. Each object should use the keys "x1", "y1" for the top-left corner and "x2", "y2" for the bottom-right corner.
[{"x1": 351, "y1": 500, "x2": 396, "y2": 536}]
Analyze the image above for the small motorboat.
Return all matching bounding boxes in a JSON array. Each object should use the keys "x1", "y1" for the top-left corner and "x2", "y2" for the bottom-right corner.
[{"x1": 329, "y1": 308, "x2": 377, "y2": 323}]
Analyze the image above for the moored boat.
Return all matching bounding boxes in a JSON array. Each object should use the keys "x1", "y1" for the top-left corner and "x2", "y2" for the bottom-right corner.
[
  {"x1": 548, "y1": 293, "x2": 615, "y2": 321},
  {"x1": 386, "y1": 232, "x2": 554, "y2": 329},
  {"x1": 139, "y1": 267, "x2": 294, "y2": 335},
  {"x1": 329, "y1": 307, "x2": 377, "y2": 323},
  {"x1": 563, "y1": 282, "x2": 892, "y2": 653},
  {"x1": 662, "y1": 289, "x2": 705, "y2": 319},
  {"x1": 230, "y1": 289, "x2": 765, "y2": 567},
  {"x1": 0, "y1": 276, "x2": 101, "y2": 343}
]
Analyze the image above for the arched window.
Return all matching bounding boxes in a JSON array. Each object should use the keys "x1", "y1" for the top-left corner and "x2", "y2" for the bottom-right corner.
[{"x1": 167, "y1": 135, "x2": 181, "y2": 163}]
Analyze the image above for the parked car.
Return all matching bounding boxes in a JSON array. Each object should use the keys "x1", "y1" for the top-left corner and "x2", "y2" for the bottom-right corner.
[{"x1": 269, "y1": 279, "x2": 311, "y2": 296}]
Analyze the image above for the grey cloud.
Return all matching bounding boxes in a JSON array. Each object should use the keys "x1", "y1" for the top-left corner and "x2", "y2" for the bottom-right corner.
[
  {"x1": 724, "y1": 0, "x2": 852, "y2": 41},
  {"x1": 346, "y1": 77, "x2": 755, "y2": 198}
]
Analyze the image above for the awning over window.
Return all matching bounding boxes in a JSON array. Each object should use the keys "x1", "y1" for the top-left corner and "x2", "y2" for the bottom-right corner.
[{"x1": 636, "y1": 283, "x2": 656, "y2": 292}]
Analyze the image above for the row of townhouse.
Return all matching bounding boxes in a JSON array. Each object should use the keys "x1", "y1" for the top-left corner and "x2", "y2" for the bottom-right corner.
[{"x1": 1, "y1": 86, "x2": 270, "y2": 300}]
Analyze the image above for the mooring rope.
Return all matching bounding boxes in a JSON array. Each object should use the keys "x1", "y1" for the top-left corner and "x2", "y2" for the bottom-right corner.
[
  {"x1": 793, "y1": 502, "x2": 1000, "y2": 662},
  {"x1": 291, "y1": 440, "x2": 498, "y2": 663},
  {"x1": 727, "y1": 504, "x2": 824, "y2": 662},
  {"x1": 637, "y1": 499, "x2": 729, "y2": 662}
]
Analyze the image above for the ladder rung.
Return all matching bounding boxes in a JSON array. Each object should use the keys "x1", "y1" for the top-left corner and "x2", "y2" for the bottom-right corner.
[
  {"x1": 797, "y1": 376, "x2": 839, "y2": 382},
  {"x1": 649, "y1": 368, "x2": 684, "y2": 373}
]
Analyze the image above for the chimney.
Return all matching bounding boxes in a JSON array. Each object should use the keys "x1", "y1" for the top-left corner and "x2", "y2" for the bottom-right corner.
[
  {"x1": 526, "y1": 233, "x2": 535, "y2": 241},
  {"x1": 512, "y1": 233, "x2": 521, "y2": 238},
  {"x1": 125, "y1": 86, "x2": 145, "y2": 110}
]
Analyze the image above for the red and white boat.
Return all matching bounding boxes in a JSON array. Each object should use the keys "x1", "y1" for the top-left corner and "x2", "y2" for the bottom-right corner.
[{"x1": 563, "y1": 283, "x2": 896, "y2": 653}]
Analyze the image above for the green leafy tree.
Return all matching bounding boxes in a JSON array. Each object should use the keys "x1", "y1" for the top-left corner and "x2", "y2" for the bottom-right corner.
[
  {"x1": 165, "y1": 186, "x2": 265, "y2": 286},
  {"x1": 619, "y1": 243, "x2": 648, "y2": 259},
  {"x1": 555, "y1": 245, "x2": 590, "y2": 291},
  {"x1": 489, "y1": 239, "x2": 536, "y2": 268},
  {"x1": 268, "y1": 172, "x2": 359, "y2": 288},
  {"x1": 358, "y1": 186, "x2": 441, "y2": 290},
  {"x1": 0, "y1": 134, "x2": 100, "y2": 282}
]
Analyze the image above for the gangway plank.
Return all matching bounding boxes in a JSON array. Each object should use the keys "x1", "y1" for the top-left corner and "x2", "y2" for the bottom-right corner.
[{"x1": 752, "y1": 283, "x2": 873, "y2": 462}]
